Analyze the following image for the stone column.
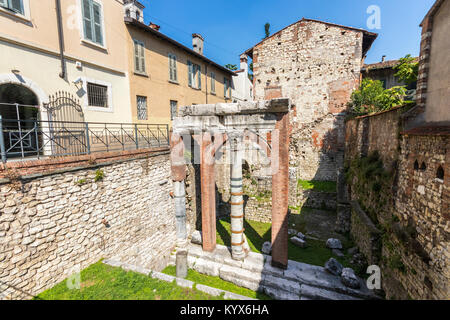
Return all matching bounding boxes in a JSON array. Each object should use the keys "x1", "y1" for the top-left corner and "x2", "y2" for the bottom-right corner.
[
  {"x1": 271, "y1": 112, "x2": 290, "y2": 269},
  {"x1": 170, "y1": 133, "x2": 187, "y2": 247},
  {"x1": 230, "y1": 136, "x2": 248, "y2": 261},
  {"x1": 200, "y1": 132, "x2": 216, "y2": 252}
]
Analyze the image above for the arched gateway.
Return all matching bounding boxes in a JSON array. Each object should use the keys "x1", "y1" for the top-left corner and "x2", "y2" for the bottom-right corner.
[{"x1": 170, "y1": 98, "x2": 291, "y2": 269}]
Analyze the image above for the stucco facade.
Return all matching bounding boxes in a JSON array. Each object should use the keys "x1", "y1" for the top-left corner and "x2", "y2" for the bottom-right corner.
[
  {"x1": 124, "y1": 18, "x2": 235, "y2": 126},
  {"x1": 0, "y1": 0, "x2": 132, "y2": 123}
]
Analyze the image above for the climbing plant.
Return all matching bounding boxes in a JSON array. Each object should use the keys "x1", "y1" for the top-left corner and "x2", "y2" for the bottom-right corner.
[{"x1": 394, "y1": 54, "x2": 419, "y2": 86}]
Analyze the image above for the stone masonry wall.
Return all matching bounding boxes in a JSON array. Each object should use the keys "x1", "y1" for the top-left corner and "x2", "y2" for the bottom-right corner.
[
  {"x1": 252, "y1": 19, "x2": 365, "y2": 181},
  {"x1": 345, "y1": 107, "x2": 449, "y2": 300},
  {"x1": 0, "y1": 150, "x2": 176, "y2": 299}
]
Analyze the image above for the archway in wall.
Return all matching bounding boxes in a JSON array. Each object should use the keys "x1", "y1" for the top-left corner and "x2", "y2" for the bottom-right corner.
[{"x1": 0, "y1": 83, "x2": 40, "y2": 159}]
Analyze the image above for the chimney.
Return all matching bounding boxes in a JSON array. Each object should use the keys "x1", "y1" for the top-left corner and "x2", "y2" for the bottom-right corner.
[
  {"x1": 149, "y1": 22, "x2": 160, "y2": 31},
  {"x1": 240, "y1": 54, "x2": 248, "y2": 73},
  {"x1": 192, "y1": 34, "x2": 204, "y2": 55},
  {"x1": 381, "y1": 55, "x2": 386, "y2": 62}
]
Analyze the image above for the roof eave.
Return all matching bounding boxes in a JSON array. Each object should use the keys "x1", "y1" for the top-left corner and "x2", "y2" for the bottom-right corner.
[{"x1": 124, "y1": 18, "x2": 236, "y2": 76}]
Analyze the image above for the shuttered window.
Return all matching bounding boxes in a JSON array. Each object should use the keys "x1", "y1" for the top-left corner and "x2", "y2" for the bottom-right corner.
[
  {"x1": 81, "y1": 0, "x2": 104, "y2": 46},
  {"x1": 170, "y1": 100, "x2": 178, "y2": 120},
  {"x1": 224, "y1": 78, "x2": 232, "y2": 99},
  {"x1": 210, "y1": 72, "x2": 216, "y2": 94},
  {"x1": 134, "y1": 40, "x2": 146, "y2": 74},
  {"x1": 168, "y1": 54, "x2": 177, "y2": 82},
  {"x1": 187, "y1": 60, "x2": 201, "y2": 89},
  {"x1": 0, "y1": 0, "x2": 24, "y2": 15}
]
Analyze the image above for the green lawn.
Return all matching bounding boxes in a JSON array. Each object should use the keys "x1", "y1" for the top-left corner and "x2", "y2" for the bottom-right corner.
[
  {"x1": 35, "y1": 261, "x2": 223, "y2": 300},
  {"x1": 162, "y1": 265, "x2": 271, "y2": 300},
  {"x1": 298, "y1": 180, "x2": 337, "y2": 193},
  {"x1": 216, "y1": 217, "x2": 354, "y2": 270}
]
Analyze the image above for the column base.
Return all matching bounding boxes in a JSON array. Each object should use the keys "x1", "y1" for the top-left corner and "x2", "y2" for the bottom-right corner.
[
  {"x1": 271, "y1": 259, "x2": 288, "y2": 270},
  {"x1": 231, "y1": 250, "x2": 248, "y2": 261}
]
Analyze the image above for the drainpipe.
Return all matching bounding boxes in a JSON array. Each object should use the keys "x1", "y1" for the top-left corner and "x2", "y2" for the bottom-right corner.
[{"x1": 55, "y1": 0, "x2": 66, "y2": 79}]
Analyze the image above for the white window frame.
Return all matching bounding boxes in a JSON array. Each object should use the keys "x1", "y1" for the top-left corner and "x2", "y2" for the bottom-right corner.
[
  {"x1": 168, "y1": 53, "x2": 178, "y2": 83},
  {"x1": 78, "y1": 0, "x2": 107, "y2": 50},
  {"x1": 81, "y1": 77, "x2": 113, "y2": 113},
  {"x1": 224, "y1": 77, "x2": 232, "y2": 99},
  {"x1": 133, "y1": 39, "x2": 146, "y2": 75},
  {"x1": 210, "y1": 72, "x2": 216, "y2": 94},
  {"x1": 170, "y1": 100, "x2": 178, "y2": 120},
  {"x1": 0, "y1": 0, "x2": 30, "y2": 21}
]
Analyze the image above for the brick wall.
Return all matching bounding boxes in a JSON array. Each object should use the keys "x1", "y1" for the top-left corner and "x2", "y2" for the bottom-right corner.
[
  {"x1": 0, "y1": 149, "x2": 176, "y2": 299},
  {"x1": 252, "y1": 20, "x2": 365, "y2": 181}
]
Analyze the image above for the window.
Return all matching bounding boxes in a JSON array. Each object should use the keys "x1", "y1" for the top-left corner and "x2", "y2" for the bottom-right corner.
[
  {"x1": 136, "y1": 10, "x2": 140, "y2": 21},
  {"x1": 0, "y1": 0, "x2": 24, "y2": 15},
  {"x1": 134, "y1": 40, "x2": 146, "y2": 74},
  {"x1": 210, "y1": 72, "x2": 216, "y2": 94},
  {"x1": 224, "y1": 78, "x2": 232, "y2": 99},
  {"x1": 168, "y1": 54, "x2": 178, "y2": 82},
  {"x1": 137, "y1": 96, "x2": 148, "y2": 120},
  {"x1": 170, "y1": 100, "x2": 178, "y2": 120},
  {"x1": 188, "y1": 60, "x2": 201, "y2": 89},
  {"x1": 125, "y1": 9, "x2": 130, "y2": 17},
  {"x1": 87, "y1": 82, "x2": 108, "y2": 108},
  {"x1": 81, "y1": 0, "x2": 104, "y2": 46}
]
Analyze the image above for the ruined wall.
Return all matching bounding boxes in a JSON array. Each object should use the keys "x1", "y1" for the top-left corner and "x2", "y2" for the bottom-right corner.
[
  {"x1": 345, "y1": 107, "x2": 449, "y2": 300},
  {"x1": 0, "y1": 150, "x2": 176, "y2": 299},
  {"x1": 252, "y1": 20, "x2": 364, "y2": 181}
]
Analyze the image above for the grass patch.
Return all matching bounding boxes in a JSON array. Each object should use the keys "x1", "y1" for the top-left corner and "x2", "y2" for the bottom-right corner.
[
  {"x1": 298, "y1": 180, "x2": 337, "y2": 193},
  {"x1": 217, "y1": 218, "x2": 354, "y2": 269},
  {"x1": 162, "y1": 266, "x2": 271, "y2": 300},
  {"x1": 35, "y1": 261, "x2": 224, "y2": 300}
]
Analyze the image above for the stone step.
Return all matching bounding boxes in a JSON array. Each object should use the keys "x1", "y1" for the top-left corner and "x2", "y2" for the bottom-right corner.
[{"x1": 300, "y1": 284, "x2": 362, "y2": 300}]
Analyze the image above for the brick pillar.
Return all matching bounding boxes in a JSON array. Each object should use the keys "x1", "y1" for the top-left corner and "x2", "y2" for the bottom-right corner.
[
  {"x1": 271, "y1": 112, "x2": 289, "y2": 269},
  {"x1": 200, "y1": 132, "x2": 216, "y2": 252}
]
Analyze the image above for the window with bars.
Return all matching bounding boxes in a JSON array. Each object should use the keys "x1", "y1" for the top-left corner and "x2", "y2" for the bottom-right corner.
[
  {"x1": 137, "y1": 96, "x2": 148, "y2": 120},
  {"x1": 170, "y1": 100, "x2": 178, "y2": 120},
  {"x1": 188, "y1": 60, "x2": 201, "y2": 89},
  {"x1": 87, "y1": 82, "x2": 108, "y2": 108},
  {"x1": 168, "y1": 53, "x2": 178, "y2": 82},
  {"x1": 0, "y1": 0, "x2": 23, "y2": 15},
  {"x1": 210, "y1": 72, "x2": 216, "y2": 94},
  {"x1": 81, "y1": 0, "x2": 104, "y2": 46},
  {"x1": 134, "y1": 40, "x2": 146, "y2": 74}
]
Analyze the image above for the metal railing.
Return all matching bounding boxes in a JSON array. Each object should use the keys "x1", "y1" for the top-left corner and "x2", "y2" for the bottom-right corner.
[{"x1": 0, "y1": 116, "x2": 169, "y2": 163}]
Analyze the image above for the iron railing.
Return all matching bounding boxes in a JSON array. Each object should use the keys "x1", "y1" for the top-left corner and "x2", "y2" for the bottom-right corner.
[{"x1": 0, "y1": 116, "x2": 169, "y2": 163}]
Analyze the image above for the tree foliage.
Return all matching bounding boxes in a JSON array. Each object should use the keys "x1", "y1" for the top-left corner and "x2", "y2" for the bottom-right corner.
[
  {"x1": 224, "y1": 64, "x2": 238, "y2": 71},
  {"x1": 394, "y1": 54, "x2": 419, "y2": 85},
  {"x1": 264, "y1": 23, "x2": 271, "y2": 39},
  {"x1": 348, "y1": 79, "x2": 407, "y2": 115}
]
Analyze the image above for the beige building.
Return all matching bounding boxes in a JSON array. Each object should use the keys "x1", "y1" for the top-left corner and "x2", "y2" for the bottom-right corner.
[
  {"x1": 123, "y1": 1, "x2": 235, "y2": 125},
  {"x1": 0, "y1": 0, "x2": 131, "y2": 124}
]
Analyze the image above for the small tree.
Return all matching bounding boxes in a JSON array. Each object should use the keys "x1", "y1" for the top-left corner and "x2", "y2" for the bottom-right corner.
[
  {"x1": 225, "y1": 64, "x2": 238, "y2": 71},
  {"x1": 348, "y1": 79, "x2": 406, "y2": 115},
  {"x1": 394, "y1": 54, "x2": 418, "y2": 85},
  {"x1": 264, "y1": 23, "x2": 271, "y2": 39}
]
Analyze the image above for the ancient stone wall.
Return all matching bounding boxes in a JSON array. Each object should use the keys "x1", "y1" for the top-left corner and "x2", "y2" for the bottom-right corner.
[
  {"x1": 0, "y1": 150, "x2": 176, "y2": 299},
  {"x1": 252, "y1": 20, "x2": 365, "y2": 181},
  {"x1": 345, "y1": 107, "x2": 449, "y2": 300}
]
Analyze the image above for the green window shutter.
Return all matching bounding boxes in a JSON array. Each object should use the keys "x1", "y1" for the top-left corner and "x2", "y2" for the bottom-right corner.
[
  {"x1": 10, "y1": 0, "x2": 23, "y2": 14},
  {"x1": 224, "y1": 78, "x2": 227, "y2": 97},
  {"x1": 197, "y1": 65, "x2": 201, "y2": 89},
  {"x1": 0, "y1": 0, "x2": 7, "y2": 9},
  {"x1": 188, "y1": 61, "x2": 192, "y2": 87},
  {"x1": 173, "y1": 56, "x2": 177, "y2": 82},
  {"x1": 140, "y1": 42, "x2": 145, "y2": 72},
  {"x1": 82, "y1": 0, "x2": 93, "y2": 42},
  {"x1": 134, "y1": 41, "x2": 140, "y2": 72},
  {"x1": 92, "y1": 2, "x2": 103, "y2": 45}
]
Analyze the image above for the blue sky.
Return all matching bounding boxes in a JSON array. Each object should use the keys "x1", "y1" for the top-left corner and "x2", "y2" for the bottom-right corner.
[{"x1": 138, "y1": 0, "x2": 435, "y2": 66}]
